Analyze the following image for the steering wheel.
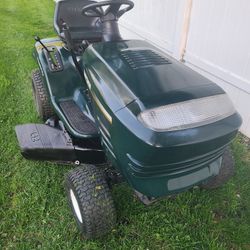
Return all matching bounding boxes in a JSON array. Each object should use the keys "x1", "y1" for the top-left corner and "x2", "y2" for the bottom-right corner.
[{"x1": 82, "y1": 0, "x2": 134, "y2": 21}]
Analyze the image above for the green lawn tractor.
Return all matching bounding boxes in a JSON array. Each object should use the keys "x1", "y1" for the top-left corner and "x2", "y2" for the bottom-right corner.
[{"x1": 15, "y1": 0, "x2": 242, "y2": 239}]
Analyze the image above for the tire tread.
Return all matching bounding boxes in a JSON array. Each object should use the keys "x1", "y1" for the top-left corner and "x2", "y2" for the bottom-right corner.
[
  {"x1": 66, "y1": 165, "x2": 116, "y2": 239},
  {"x1": 32, "y1": 69, "x2": 55, "y2": 121}
]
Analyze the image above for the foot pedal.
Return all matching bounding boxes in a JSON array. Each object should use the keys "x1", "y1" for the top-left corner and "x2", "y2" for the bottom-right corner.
[
  {"x1": 15, "y1": 124, "x2": 76, "y2": 161},
  {"x1": 59, "y1": 100, "x2": 98, "y2": 135}
]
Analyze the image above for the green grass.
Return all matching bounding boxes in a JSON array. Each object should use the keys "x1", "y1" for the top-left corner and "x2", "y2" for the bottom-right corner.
[{"x1": 0, "y1": 1, "x2": 250, "y2": 249}]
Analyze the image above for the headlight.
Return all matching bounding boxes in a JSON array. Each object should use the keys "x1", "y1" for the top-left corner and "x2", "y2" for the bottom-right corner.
[{"x1": 138, "y1": 94, "x2": 236, "y2": 132}]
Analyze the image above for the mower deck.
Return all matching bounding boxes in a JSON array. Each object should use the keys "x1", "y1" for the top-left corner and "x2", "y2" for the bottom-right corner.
[
  {"x1": 15, "y1": 124, "x2": 76, "y2": 162},
  {"x1": 15, "y1": 123, "x2": 106, "y2": 164}
]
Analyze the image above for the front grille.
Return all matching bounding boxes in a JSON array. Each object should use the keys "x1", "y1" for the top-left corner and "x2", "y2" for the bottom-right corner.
[
  {"x1": 127, "y1": 146, "x2": 226, "y2": 178},
  {"x1": 120, "y1": 49, "x2": 171, "y2": 70}
]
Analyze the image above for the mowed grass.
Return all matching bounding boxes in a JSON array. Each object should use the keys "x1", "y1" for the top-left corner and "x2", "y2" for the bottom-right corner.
[{"x1": 0, "y1": 0, "x2": 250, "y2": 249}]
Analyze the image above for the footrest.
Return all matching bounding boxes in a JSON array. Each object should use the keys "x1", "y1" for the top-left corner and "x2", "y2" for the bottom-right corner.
[
  {"x1": 15, "y1": 124, "x2": 76, "y2": 161},
  {"x1": 59, "y1": 100, "x2": 98, "y2": 135}
]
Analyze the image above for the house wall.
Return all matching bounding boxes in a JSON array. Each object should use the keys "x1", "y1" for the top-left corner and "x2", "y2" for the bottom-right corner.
[
  {"x1": 120, "y1": 0, "x2": 250, "y2": 137},
  {"x1": 120, "y1": 0, "x2": 186, "y2": 57}
]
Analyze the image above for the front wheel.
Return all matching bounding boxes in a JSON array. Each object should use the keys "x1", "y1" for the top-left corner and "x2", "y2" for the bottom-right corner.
[
  {"x1": 200, "y1": 147, "x2": 235, "y2": 189},
  {"x1": 65, "y1": 165, "x2": 116, "y2": 239}
]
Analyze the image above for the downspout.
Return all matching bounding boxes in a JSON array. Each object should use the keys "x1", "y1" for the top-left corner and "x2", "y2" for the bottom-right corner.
[{"x1": 179, "y1": 0, "x2": 193, "y2": 62}]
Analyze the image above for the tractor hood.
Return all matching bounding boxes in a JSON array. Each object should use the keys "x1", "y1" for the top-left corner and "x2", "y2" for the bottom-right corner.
[{"x1": 83, "y1": 40, "x2": 224, "y2": 112}]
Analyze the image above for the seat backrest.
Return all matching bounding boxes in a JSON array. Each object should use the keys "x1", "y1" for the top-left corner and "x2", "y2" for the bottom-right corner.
[{"x1": 54, "y1": 0, "x2": 102, "y2": 37}]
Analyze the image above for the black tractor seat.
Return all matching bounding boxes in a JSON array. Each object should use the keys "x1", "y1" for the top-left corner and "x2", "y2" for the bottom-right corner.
[
  {"x1": 54, "y1": 0, "x2": 103, "y2": 44},
  {"x1": 60, "y1": 26, "x2": 102, "y2": 42}
]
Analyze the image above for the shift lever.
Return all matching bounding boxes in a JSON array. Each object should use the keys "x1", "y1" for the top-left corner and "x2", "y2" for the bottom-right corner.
[
  {"x1": 34, "y1": 36, "x2": 57, "y2": 69},
  {"x1": 34, "y1": 36, "x2": 50, "y2": 53}
]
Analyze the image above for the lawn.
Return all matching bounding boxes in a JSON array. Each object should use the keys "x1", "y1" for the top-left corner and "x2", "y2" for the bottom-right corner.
[{"x1": 0, "y1": 0, "x2": 250, "y2": 249}]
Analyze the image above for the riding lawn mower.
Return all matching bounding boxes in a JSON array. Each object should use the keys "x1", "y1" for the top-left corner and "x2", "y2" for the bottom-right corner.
[{"x1": 15, "y1": 0, "x2": 242, "y2": 238}]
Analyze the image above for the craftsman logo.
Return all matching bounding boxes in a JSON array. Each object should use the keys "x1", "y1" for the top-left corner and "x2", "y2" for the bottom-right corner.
[{"x1": 30, "y1": 132, "x2": 40, "y2": 142}]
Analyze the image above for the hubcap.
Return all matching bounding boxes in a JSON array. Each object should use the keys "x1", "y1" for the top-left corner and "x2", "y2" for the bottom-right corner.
[{"x1": 70, "y1": 189, "x2": 83, "y2": 223}]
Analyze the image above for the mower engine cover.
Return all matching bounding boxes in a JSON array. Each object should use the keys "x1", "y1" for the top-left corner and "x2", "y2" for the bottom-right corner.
[{"x1": 83, "y1": 40, "x2": 242, "y2": 197}]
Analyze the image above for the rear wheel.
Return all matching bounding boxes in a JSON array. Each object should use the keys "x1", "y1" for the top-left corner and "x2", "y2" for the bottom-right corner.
[
  {"x1": 200, "y1": 147, "x2": 235, "y2": 189},
  {"x1": 32, "y1": 69, "x2": 55, "y2": 121},
  {"x1": 65, "y1": 165, "x2": 116, "y2": 239}
]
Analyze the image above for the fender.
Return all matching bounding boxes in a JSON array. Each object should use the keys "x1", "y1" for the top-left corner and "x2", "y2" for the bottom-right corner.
[{"x1": 33, "y1": 37, "x2": 95, "y2": 138}]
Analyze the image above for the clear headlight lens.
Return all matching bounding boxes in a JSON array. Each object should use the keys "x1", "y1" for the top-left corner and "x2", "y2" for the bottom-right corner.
[{"x1": 138, "y1": 94, "x2": 235, "y2": 132}]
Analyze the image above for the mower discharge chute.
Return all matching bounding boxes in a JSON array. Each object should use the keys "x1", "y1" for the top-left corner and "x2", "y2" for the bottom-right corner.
[{"x1": 15, "y1": 0, "x2": 242, "y2": 239}]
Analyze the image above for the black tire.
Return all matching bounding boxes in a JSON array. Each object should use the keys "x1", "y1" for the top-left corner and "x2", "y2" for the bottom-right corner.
[
  {"x1": 65, "y1": 165, "x2": 116, "y2": 239},
  {"x1": 200, "y1": 147, "x2": 235, "y2": 189},
  {"x1": 32, "y1": 69, "x2": 55, "y2": 121}
]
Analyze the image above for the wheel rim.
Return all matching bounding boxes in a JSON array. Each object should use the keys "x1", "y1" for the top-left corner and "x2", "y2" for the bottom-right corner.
[{"x1": 70, "y1": 189, "x2": 83, "y2": 223}]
